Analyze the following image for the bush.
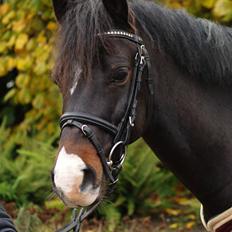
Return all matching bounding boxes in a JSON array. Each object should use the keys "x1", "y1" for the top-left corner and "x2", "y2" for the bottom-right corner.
[
  {"x1": 0, "y1": 122, "x2": 57, "y2": 205},
  {"x1": 0, "y1": 0, "x2": 61, "y2": 141}
]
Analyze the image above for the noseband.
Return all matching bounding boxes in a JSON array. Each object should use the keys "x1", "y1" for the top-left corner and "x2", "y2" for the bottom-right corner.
[{"x1": 57, "y1": 30, "x2": 153, "y2": 232}]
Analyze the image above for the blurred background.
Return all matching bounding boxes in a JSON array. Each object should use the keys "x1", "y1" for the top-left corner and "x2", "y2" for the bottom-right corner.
[{"x1": 0, "y1": 0, "x2": 232, "y2": 231}]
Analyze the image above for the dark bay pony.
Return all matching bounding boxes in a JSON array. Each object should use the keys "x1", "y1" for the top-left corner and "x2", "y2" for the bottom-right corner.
[{"x1": 51, "y1": 0, "x2": 232, "y2": 231}]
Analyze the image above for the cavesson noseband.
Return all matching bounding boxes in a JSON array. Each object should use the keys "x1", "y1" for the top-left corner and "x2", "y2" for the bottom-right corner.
[{"x1": 57, "y1": 30, "x2": 153, "y2": 232}]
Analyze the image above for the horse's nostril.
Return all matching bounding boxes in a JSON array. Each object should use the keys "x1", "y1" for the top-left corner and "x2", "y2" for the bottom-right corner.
[{"x1": 80, "y1": 166, "x2": 97, "y2": 192}]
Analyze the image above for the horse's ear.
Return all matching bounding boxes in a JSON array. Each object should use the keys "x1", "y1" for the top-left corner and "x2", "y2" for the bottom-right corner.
[
  {"x1": 52, "y1": 0, "x2": 68, "y2": 23},
  {"x1": 102, "y1": 0, "x2": 131, "y2": 30}
]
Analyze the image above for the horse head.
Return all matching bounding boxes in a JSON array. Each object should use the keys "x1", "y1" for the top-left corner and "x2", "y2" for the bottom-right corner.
[{"x1": 51, "y1": 0, "x2": 153, "y2": 208}]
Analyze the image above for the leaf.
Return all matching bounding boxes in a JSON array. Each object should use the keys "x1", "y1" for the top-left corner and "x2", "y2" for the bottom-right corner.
[
  {"x1": 174, "y1": 197, "x2": 191, "y2": 205},
  {"x1": 17, "y1": 89, "x2": 31, "y2": 104},
  {"x1": 12, "y1": 20, "x2": 26, "y2": 32},
  {"x1": 32, "y1": 94, "x2": 45, "y2": 109},
  {"x1": 0, "y1": 64, "x2": 7, "y2": 77},
  {"x1": 185, "y1": 221, "x2": 196, "y2": 229},
  {"x1": 169, "y1": 223, "x2": 179, "y2": 229},
  {"x1": 0, "y1": 3, "x2": 11, "y2": 15},
  {"x1": 37, "y1": 32, "x2": 47, "y2": 44},
  {"x1": 213, "y1": 0, "x2": 232, "y2": 22},
  {"x1": 201, "y1": 0, "x2": 216, "y2": 9},
  {"x1": 16, "y1": 56, "x2": 33, "y2": 71},
  {"x1": 127, "y1": 198, "x2": 135, "y2": 216},
  {"x1": 47, "y1": 21, "x2": 57, "y2": 31},
  {"x1": 16, "y1": 74, "x2": 30, "y2": 88},
  {"x1": 165, "y1": 208, "x2": 181, "y2": 216},
  {"x1": 15, "y1": 33, "x2": 29, "y2": 51},
  {"x1": 4, "y1": 89, "x2": 16, "y2": 101},
  {"x1": 45, "y1": 199, "x2": 65, "y2": 210},
  {"x1": 0, "y1": 42, "x2": 8, "y2": 54},
  {"x1": 7, "y1": 35, "x2": 16, "y2": 48},
  {"x1": 2, "y1": 11, "x2": 16, "y2": 25},
  {"x1": 7, "y1": 57, "x2": 16, "y2": 71}
]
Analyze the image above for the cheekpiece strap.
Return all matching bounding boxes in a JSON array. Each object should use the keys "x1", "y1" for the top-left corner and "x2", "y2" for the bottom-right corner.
[{"x1": 100, "y1": 30, "x2": 154, "y2": 96}]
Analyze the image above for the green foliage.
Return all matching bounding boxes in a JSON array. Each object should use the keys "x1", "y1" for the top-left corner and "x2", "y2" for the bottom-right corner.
[
  {"x1": 15, "y1": 206, "x2": 42, "y2": 232},
  {"x1": 0, "y1": 123, "x2": 57, "y2": 205},
  {"x1": 99, "y1": 204, "x2": 122, "y2": 232},
  {"x1": 0, "y1": 0, "x2": 61, "y2": 141}
]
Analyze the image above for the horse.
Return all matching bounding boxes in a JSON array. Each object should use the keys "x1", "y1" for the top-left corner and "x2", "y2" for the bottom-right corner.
[{"x1": 51, "y1": 0, "x2": 232, "y2": 231}]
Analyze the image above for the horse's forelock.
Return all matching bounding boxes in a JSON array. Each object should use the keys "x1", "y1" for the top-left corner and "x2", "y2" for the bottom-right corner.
[{"x1": 53, "y1": 0, "x2": 114, "y2": 82}]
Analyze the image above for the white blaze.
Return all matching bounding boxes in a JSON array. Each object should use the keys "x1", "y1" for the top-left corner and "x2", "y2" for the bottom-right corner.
[
  {"x1": 70, "y1": 80, "x2": 78, "y2": 95},
  {"x1": 69, "y1": 66, "x2": 82, "y2": 95}
]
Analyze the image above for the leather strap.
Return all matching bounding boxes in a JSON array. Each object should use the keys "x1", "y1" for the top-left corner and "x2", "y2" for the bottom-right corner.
[
  {"x1": 61, "y1": 120, "x2": 116, "y2": 183},
  {"x1": 60, "y1": 113, "x2": 118, "y2": 135}
]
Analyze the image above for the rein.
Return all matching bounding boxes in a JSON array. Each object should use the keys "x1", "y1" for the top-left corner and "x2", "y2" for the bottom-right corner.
[{"x1": 57, "y1": 30, "x2": 153, "y2": 232}]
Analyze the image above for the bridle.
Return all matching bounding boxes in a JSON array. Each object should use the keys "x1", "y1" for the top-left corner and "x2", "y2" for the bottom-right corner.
[{"x1": 57, "y1": 30, "x2": 153, "y2": 232}]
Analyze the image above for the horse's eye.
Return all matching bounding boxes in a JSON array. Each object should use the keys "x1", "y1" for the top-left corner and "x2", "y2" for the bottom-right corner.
[{"x1": 111, "y1": 68, "x2": 129, "y2": 83}]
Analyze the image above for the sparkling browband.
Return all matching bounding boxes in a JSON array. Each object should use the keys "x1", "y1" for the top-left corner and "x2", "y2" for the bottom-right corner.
[
  {"x1": 104, "y1": 30, "x2": 135, "y2": 37},
  {"x1": 99, "y1": 30, "x2": 144, "y2": 45}
]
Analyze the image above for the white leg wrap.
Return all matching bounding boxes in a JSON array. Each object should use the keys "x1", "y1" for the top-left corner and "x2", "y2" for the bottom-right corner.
[{"x1": 200, "y1": 204, "x2": 232, "y2": 231}]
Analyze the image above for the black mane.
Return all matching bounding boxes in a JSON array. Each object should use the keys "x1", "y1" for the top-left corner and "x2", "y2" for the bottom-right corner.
[
  {"x1": 132, "y1": 0, "x2": 232, "y2": 85},
  {"x1": 54, "y1": 0, "x2": 232, "y2": 85}
]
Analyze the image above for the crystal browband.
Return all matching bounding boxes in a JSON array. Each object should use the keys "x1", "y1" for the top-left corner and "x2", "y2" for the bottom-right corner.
[{"x1": 99, "y1": 30, "x2": 144, "y2": 45}]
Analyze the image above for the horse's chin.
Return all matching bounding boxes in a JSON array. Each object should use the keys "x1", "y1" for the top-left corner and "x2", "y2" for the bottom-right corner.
[{"x1": 60, "y1": 187, "x2": 100, "y2": 208}]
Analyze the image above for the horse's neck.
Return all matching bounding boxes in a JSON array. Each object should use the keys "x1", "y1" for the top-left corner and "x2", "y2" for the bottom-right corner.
[{"x1": 143, "y1": 47, "x2": 232, "y2": 221}]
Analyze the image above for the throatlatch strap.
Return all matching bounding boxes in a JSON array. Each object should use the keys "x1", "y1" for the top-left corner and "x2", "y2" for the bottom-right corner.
[{"x1": 201, "y1": 205, "x2": 232, "y2": 232}]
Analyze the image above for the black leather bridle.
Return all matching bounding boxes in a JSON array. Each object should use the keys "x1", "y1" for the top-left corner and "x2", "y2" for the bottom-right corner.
[{"x1": 57, "y1": 30, "x2": 153, "y2": 232}]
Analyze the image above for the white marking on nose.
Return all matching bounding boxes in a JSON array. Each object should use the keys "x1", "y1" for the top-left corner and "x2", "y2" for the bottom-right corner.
[
  {"x1": 54, "y1": 146, "x2": 86, "y2": 193},
  {"x1": 70, "y1": 66, "x2": 82, "y2": 95}
]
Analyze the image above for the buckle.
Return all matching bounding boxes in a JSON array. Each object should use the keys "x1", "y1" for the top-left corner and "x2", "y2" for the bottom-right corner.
[
  {"x1": 81, "y1": 125, "x2": 88, "y2": 136},
  {"x1": 129, "y1": 116, "x2": 135, "y2": 127},
  {"x1": 108, "y1": 141, "x2": 126, "y2": 169}
]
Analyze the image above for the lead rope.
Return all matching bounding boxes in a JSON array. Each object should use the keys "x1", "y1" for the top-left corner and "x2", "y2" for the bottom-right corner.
[
  {"x1": 57, "y1": 202, "x2": 101, "y2": 232},
  {"x1": 56, "y1": 208, "x2": 83, "y2": 232}
]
